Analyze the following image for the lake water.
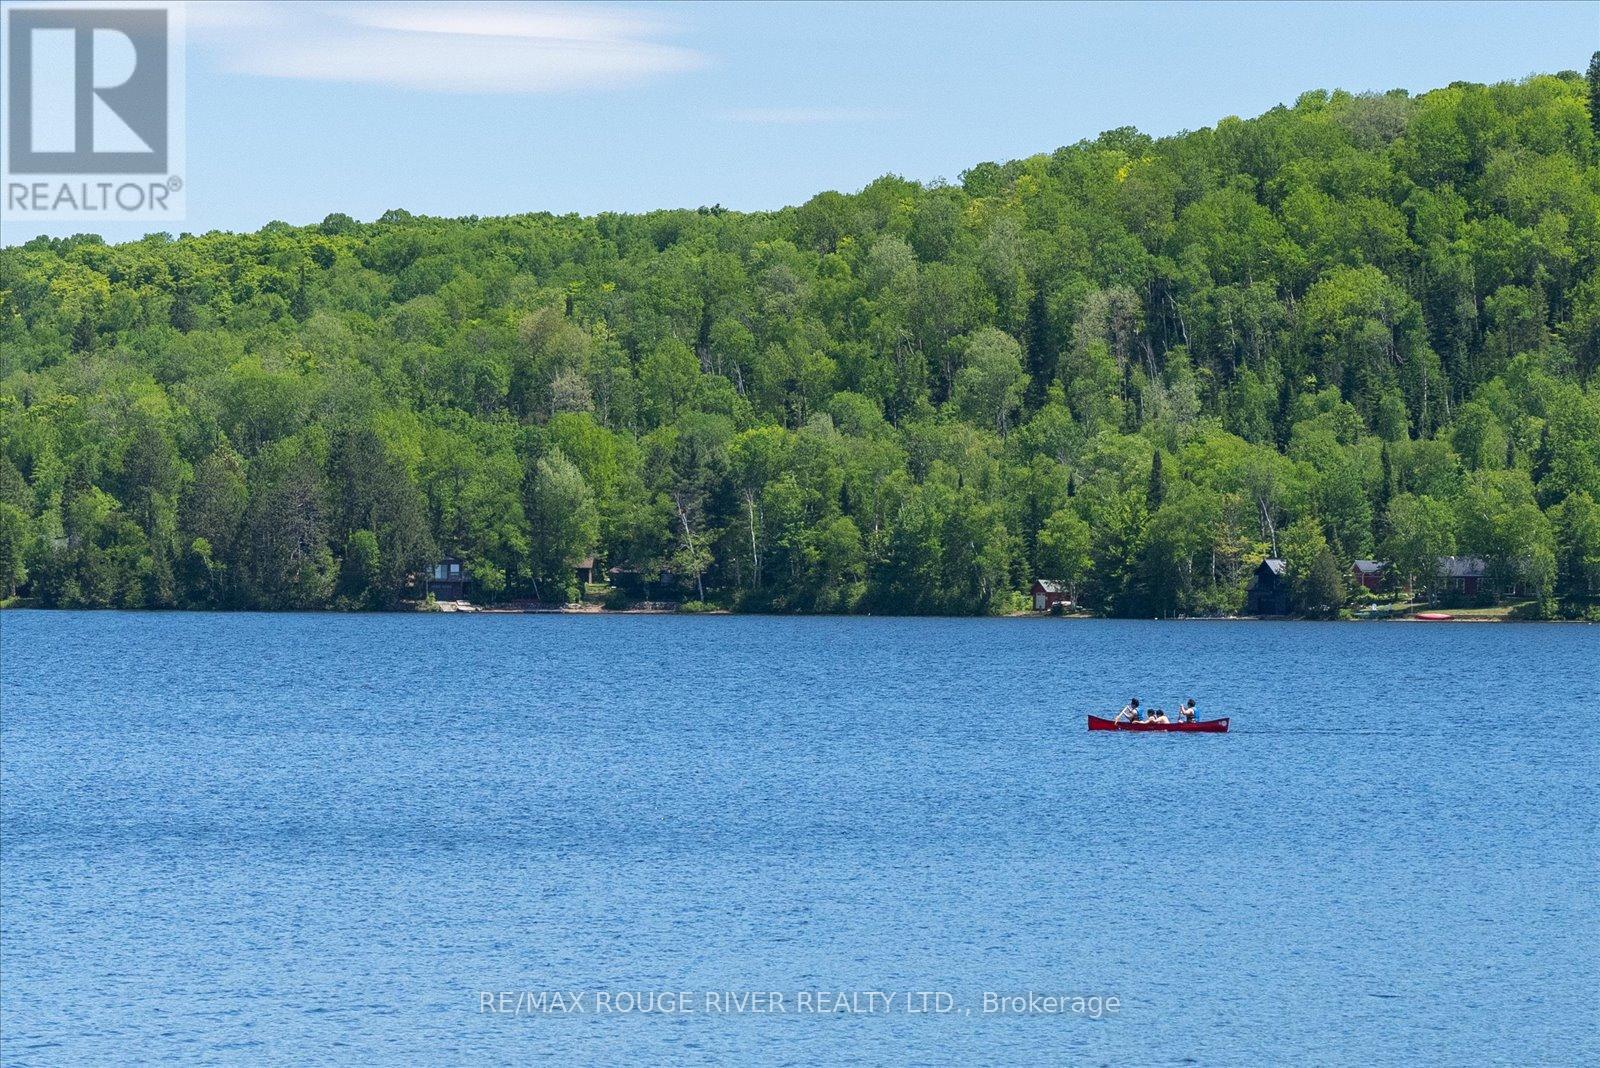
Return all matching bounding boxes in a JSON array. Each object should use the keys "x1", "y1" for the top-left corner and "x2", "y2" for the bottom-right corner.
[{"x1": 1, "y1": 611, "x2": 1595, "y2": 1065}]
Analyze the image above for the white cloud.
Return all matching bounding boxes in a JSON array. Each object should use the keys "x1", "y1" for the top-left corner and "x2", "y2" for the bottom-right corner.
[
  {"x1": 723, "y1": 107, "x2": 892, "y2": 126},
  {"x1": 346, "y1": 5, "x2": 670, "y2": 42},
  {"x1": 190, "y1": 1, "x2": 704, "y2": 93}
]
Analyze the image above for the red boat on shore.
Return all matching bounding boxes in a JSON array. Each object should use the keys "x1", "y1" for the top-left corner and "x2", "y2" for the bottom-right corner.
[{"x1": 1087, "y1": 715, "x2": 1229, "y2": 733}]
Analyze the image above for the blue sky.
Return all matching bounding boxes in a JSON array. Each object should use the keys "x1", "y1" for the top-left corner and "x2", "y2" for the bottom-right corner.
[{"x1": 4, "y1": 0, "x2": 1595, "y2": 245}]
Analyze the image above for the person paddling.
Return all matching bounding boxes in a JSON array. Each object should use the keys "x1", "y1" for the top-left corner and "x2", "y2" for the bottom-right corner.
[
  {"x1": 1114, "y1": 698, "x2": 1142, "y2": 724},
  {"x1": 1178, "y1": 699, "x2": 1198, "y2": 723}
]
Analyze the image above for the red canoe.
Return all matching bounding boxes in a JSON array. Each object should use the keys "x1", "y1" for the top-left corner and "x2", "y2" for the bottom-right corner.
[{"x1": 1088, "y1": 715, "x2": 1229, "y2": 733}]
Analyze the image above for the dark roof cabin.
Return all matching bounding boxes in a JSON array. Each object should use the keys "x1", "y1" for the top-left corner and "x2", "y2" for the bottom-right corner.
[
  {"x1": 1437, "y1": 556, "x2": 1486, "y2": 596},
  {"x1": 608, "y1": 566, "x2": 644, "y2": 593},
  {"x1": 1351, "y1": 559, "x2": 1388, "y2": 592},
  {"x1": 426, "y1": 557, "x2": 469, "y2": 601},
  {"x1": 607, "y1": 566, "x2": 679, "y2": 598},
  {"x1": 1245, "y1": 558, "x2": 1290, "y2": 615}
]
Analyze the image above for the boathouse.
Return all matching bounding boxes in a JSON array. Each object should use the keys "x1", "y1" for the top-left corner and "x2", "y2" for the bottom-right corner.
[
  {"x1": 426, "y1": 557, "x2": 470, "y2": 600},
  {"x1": 1245, "y1": 558, "x2": 1290, "y2": 615},
  {"x1": 1031, "y1": 579, "x2": 1071, "y2": 611}
]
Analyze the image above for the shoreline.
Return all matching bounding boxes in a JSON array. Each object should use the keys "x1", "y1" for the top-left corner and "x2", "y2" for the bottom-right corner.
[{"x1": 1, "y1": 602, "x2": 1589, "y2": 623}]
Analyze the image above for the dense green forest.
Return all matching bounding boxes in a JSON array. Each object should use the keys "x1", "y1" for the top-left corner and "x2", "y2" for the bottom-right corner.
[{"x1": 3, "y1": 67, "x2": 1600, "y2": 616}]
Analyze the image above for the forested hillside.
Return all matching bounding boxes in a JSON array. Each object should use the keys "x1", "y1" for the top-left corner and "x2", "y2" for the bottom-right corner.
[{"x1": 3, "y1": 69, "x2": 1599, "y2": 616}]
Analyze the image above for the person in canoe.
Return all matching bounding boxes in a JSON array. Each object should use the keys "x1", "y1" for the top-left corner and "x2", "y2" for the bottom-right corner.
[
  {"x1": 1178, "y1": 699, "x2": 1198, "y2": 723},
  {"x1": 1147, "y1": 707, "x2": 1171, "y2": 724},
  {"x1": 1113, "y1": 699, "x2": 1143, "y2": 723}
]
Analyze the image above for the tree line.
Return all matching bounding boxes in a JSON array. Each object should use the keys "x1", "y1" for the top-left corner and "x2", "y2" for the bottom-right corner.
[{"x1": 2, "y1": 66, "x2": 1599, "y2": 617}]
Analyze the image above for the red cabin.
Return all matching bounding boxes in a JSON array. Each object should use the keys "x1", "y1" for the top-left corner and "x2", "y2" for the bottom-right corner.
[
  {"x1": 1031, "y1": 579, "x2": 1071, "y2": 612},
  {"x1": 1351, "y1": 559, "x2": 1388, "y2": 592},
  {"x1": 1437, "y1": 556, "x2": 1486, "y2": 597}
]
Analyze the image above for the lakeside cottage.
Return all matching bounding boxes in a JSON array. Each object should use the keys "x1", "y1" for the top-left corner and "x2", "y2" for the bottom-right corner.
[
  {"x1": 1351, "y1": 559, "x2": 1388, "y2": 592},
  {"x1": 1031, "y1": 579, "x2": 1071, "y2": 612},
  {"x1": 608, "y1": 566, "x2": 645, "y2": 594},
  {"x1": 1436, "y1": 556, "x2": 1486, "y2": 597},
  {"x1": 1243, "y1": 554, "x2": 1523, "y2": 608},
  {"x1": 608, "y1": 566, "x2": 681, "y2": 598},
  {"x1": 426, "y1": 557, "x2": 469, "y2": 601},
  {"x1": 1245, "y1": 559, "x2": 1290, "y2": 615}
]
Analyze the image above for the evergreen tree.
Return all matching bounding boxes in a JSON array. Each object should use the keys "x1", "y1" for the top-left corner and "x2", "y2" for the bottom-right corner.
[
  {"x1": 1589, "y1": 51, "x2": 1600, "y2": 140},
  {"x1": 1146, "y1": 451, "x2": 1167, "y2": 513},
  {"x1": 1373, "y1": 443, "x2": 1395, "y2": 543}
]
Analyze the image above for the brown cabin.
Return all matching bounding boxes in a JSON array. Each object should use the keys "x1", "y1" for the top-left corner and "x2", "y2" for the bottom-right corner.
[
  {"x1": 426, "y1": 557, "x2": 469, "y2": 600},
  {"x1": 1245, "y1": 559, "x2": 1290, "y2": 615},
  {"x1": 608, "y1": 566, "x2": 680, "y2": 598}
]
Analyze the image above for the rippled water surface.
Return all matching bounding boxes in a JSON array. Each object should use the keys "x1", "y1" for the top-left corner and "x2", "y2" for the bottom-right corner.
[{"x1": 2, "y1": 611, "x2": 1596, "y2": 1065}]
